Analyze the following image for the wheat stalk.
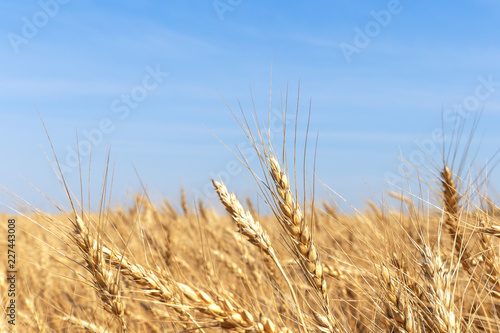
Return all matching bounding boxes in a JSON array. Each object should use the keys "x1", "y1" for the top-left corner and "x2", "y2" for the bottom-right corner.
[
  {"x1": 267, "y1": 155, "x2": 341, "y2": 332},
  {"x1": 174, "y1": 282, "x2": 293, "y2": 333},
  {"x1": 421, "y1": 245, "x2": 461, "y2": 333},
  {"x1": 378, "y1": 263, "x2": 418, "y2": 333},
  {"x1": 71, "y1": 215, "x2": 127, "y2": 332},
  {"x1": 441, "y1": 166, "x2": 475, "y2": 273},
  {"x1": 212, "y1": 179, "x2": 307, "y2": 331},
  {"x1": 477, "y1": 216, "x2": 500, "y2": 298}
]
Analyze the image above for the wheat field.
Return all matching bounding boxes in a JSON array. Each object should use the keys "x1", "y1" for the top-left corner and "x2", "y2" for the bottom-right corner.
[{"x1": 1, "y1": 110, "x2": 500, "y2": 333}]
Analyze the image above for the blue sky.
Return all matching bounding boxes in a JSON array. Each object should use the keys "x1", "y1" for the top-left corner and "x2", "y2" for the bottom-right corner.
[{"x1": 1, "y1": 1, "x2": 500, "y2": 213}]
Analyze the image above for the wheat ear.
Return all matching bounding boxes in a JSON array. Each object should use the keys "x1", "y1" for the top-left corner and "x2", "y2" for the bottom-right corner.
[
  {"x1": 478, "y1": 217, "x2": 500, "y2": 297},
  {"x1": 268, "y1": 156, "x2": 341, "y2": 332},
  {"x1": 72, "y1": 215, "x2": 127, "y2": 332},
  {"x1": 378, "y1": 263, "x2": 418, "y2": 333},
  {"x1": 99, "y1": 242, "x2": 206, "y2": 331},
  {"x1": 181, "y1": 188, "x2": 189, "y2": 216},
  {"x1": 421, "y1": 245, "x2": 461, "y2": 333},
  {"x1": 212, "y1": 179, "x2": 306, "y2": 331},
  {"x1": 175, "y1": 283, "x2": 293, "y2": 333},
  {"x1": 441, "y1": 166, "x2": 475, "y2": 273}
]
